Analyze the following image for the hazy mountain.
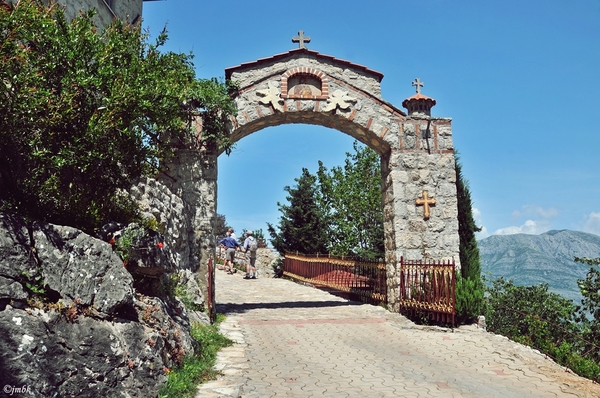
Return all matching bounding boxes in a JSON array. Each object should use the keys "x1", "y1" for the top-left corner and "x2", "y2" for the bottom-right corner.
[{"x1": 478, "y1": 230, "x2": 600, "y2": 304}]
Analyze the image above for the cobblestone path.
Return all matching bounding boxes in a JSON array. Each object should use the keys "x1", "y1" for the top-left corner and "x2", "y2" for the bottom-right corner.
[{"x1": 196, "y1": 270, "x2": 600, "y2": 397}]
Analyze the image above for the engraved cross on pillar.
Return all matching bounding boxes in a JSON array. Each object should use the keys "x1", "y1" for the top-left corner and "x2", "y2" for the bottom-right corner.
[
  {"x1": 412, "y1": 78, "x2": 424, "y2": 94},
  {"x1": 292, "y1": 30, "x2": 311, "y2": 49},
  {"x1": 416, "y1": 190, "x2": 436, "y2": 219}
]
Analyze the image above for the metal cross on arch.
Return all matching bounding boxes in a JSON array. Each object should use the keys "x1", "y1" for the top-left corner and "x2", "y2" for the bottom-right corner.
[{"x1": 292, "y1": 30, "x2": 311, "y2": 49}]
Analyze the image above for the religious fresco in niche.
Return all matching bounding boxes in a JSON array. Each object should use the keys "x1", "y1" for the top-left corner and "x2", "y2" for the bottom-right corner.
[{"x1": 287, "y1": 74, "x2": 322, "y2": 98}]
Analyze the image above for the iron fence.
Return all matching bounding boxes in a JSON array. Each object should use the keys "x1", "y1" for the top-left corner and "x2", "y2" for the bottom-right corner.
[
  {"x1": 283, "y1": 253, "x2": 456, "y2": 326},
  {"x1": 283, "y1": 253, "x2": 387, "y2": 306},
  {"x1": 207, "y1": 256, "x2": 215, "y2": 323},
  {"x1": 398, "y1": 256, "x2": 456, "y2": 326}
]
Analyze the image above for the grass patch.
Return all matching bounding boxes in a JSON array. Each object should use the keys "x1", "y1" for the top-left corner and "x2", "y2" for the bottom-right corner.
[{"x1": 159, "y1": 314, "x2": 234, "y2": 398}]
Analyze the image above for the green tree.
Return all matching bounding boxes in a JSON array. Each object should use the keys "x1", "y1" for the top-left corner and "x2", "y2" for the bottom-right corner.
[
  {"x1": 0, "y1": 0, "x2": 236, "y2": 233},
  {"x1": 316, "y1": 141, "x2": 384, "y2": 260},
  {"x1": 484, "y1": 278, "x2": 580, "y2": 349},
  {"x1": 267, "y1": 168, "x2": 329, "y2": 255},
  {"x1": 214, "y1": 214, "x2": 229, "y2": 237},
  {"x1": 454, "y1": 154, "x2": 485, "y2": 324},
  {"x1": 484, "y1": 276, "x2": 600, "y2": 382},
  {"x1": 575, "y1": 256, "x2": 600, "y2": 362}
]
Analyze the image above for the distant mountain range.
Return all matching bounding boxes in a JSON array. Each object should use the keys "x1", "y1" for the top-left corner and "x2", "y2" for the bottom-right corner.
[{"x1": 478, "y1": 230, "x2": 600, "y2": 304}]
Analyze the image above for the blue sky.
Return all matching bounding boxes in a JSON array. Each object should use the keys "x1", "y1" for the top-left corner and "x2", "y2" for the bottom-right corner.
[{"x1": 142, "y1": 0, "x2": 600, "y2": 240}]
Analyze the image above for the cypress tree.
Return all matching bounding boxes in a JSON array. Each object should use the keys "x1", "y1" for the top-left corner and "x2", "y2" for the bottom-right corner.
[
  {"x1": 267, "y1": 168, "x2": 329, "y2": 255},
  {"x1": 454, "y1": 154, "x2": 485, "y2": 324}
]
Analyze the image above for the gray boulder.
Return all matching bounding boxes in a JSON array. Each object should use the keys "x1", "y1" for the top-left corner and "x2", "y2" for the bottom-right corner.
[
  {"x1": 0, "y1": 213, "x2": 36, "y2": 308},
  {"x1": 0, "y1": 213, "x2": 203, "y2": 396},
  {"x1": 0, "y1": 299, "x2": 193, "y2": 397},
  {"x1": 32, "y1": 221, "x2": 134, "y2": 315}
]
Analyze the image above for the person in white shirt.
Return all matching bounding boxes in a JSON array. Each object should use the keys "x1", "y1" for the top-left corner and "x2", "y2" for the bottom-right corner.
[{"x1": 243, "y1": 230, "x2": 258, "y2": 279}]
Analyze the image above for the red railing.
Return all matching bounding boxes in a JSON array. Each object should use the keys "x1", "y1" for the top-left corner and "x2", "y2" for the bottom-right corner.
[
  {"x1": 283, "y1": 253, "x2": 456, "y2": 326},
  {"x1": 398, "y1": 256, "x2": 456, "y2": 327},
  {"x1": 283, "y1": 253, "x2": 387, "y2": 306},
  {"x1": 207, "y1": 256, "x2": 215, "y2": 323}
]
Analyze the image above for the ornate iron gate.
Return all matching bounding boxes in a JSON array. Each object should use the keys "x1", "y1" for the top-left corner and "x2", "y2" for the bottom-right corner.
[
  {"x1": 283, "y1": 254, "x2": 456, "y2": 326},
  {"x1": 398, "y1": 256, "x2": 456, "y2": 326}
]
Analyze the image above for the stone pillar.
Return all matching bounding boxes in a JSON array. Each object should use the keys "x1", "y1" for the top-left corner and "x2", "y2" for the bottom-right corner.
[
  {"x1": 381, "y1": 152, "x2": 400, "y2": 311},
  {"x1": 382, "y1": 119, "x2": 460, "y2": 312}
]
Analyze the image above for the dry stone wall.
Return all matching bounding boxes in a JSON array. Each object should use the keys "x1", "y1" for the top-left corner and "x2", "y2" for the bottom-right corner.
[
  {"x1": 217, "y1": 246, "x2": 283, "y2": 278},
  {"x1": 157, "y1": 146, "x2": 218, "y2": 307}
]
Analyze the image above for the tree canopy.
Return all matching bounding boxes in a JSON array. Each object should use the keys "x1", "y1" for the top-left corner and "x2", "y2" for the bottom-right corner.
[
  {"x1": 454, "y1": 154, "x2": 485, "y2": 323},
  {"x1": 316, "y1": 142, "x2": 384, "y2": 260},
  {"x1": 0, "y1": 0, "x2": 236, "y2": 233},
  {"x1": 268, "y1": 142, "x2": 384, "y2": 260},
  {"x1": 267, "y1": 168, "x2": 329, "y2": 255}
]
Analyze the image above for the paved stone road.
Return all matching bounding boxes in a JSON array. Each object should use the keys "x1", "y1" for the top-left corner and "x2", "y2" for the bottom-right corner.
[{"x1": 196, "y1": 270, "x2": 600, "y2": 397}]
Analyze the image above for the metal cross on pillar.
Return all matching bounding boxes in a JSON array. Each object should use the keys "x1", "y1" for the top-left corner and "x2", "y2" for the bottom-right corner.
[
  {"x1": 416, "y1": 190, "x2": 436, "y2": 219},
  {"x1": 412, "y1": 78, "x2": 424, "y2": 94},
  {"x1": 292, "y1": 30, "x2": 311, "y2": 49}
]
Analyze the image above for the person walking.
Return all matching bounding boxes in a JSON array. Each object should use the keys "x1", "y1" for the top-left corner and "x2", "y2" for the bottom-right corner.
[
  {"x1": 243, "y1": 230, "x2": 259, "y2": 279},
  {"x1": 219, "y1": 234, "x2": 240, "y2": 274},
  {"x1": 227, "y1": 228, "x2": 236, "y2": 241}
]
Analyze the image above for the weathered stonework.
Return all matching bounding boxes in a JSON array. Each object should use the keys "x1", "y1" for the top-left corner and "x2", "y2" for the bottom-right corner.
[
  {"x1": 166, "y1": 48, "x2": 460, "y2": 313},
  {"x1": 6, "y1": 0, "x2": 143, "y2": 29},
  {"x1": 157, "y1": 144, "x2": 218, "y2": 312}
]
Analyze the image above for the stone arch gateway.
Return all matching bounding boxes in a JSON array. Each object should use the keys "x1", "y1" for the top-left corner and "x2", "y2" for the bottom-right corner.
[{"x1": 159, "y1": 48, "x2": 460, "y2": 313}]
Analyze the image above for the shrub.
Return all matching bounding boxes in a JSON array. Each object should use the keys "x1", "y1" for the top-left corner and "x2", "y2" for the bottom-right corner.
[
  {"x1": 159, "y1": 315, "x2": 233, "y2": 397},
  {"x1": 0, "y1": 1, "x2": 236, "y2": 233}
]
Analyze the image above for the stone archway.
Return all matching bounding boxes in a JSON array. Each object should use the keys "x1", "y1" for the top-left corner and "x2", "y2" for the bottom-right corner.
[{"x1": 160, "y1": 47, "x2": 460, "y2": 314}]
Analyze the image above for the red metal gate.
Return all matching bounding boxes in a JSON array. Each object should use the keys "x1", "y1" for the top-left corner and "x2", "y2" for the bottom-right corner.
[
  {"x1": 207, "y1": 256, "x2": 215, "y2": 323},
  {"x1": 398, "y1": 256, "x2": 456, "y2": 326},
  {"x1": 284, "y1": 253, "x2": 387, "y2": 306}
]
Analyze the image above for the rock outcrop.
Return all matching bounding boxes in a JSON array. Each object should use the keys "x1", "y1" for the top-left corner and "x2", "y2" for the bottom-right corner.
[{"x1": 0, "y1": 212, "x2": 202, "y2": 397}]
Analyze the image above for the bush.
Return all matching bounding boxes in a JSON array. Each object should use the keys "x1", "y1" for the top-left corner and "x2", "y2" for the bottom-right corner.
[
  {"x1": 159, "y1": 315, "x2": 233, "y2": 398},
  {"x1": 484, "y1": 277, "x2": 600, "y2": 383},
  {"x1": 0, "y1": 1, "x2": 236, "y2": 233}
]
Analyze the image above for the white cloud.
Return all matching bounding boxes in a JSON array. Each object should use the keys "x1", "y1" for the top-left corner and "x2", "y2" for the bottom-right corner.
[
  {"x1": 511, "y1": 205, "x2": 558, "y2": 220},
  {"x1": 472, "y1": 207, "x2": 489, "y2": 239},
  {"x1": 582, "y1": 212, "x2": 600, "y2": 236},
  {"x1": 493, "y1": 219, "x2": 551, "y2": 235},
  {"x1": 476, "y1": 225, "x2": 489, "y2": 240},
  {"x1": 492, "y1": 205, "x2": 559, "y2": 236}
]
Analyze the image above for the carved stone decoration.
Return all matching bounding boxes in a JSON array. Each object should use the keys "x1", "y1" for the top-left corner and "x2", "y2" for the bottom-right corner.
[
  {"x1": 321, "y1": 89, "x2": 357, "y2": 112},
  {"x1": 416, "y1": 190, "x2": 436, "y2": 220},
  {"x1": 256, "y1": 81, "x2": 284, "y2": 112}
]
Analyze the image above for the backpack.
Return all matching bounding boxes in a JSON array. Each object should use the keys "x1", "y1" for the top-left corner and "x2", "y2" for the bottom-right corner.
[{"x1": 249, "y1": 237, "x2": 258, "y2": 251}]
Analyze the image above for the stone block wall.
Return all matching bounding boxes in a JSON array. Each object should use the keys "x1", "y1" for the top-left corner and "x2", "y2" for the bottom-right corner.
[
  {"x1": 156, "y1": 146, "x2": 219, "y2": 310},
  {"x1": 6, "y1": 0, "x2": 143, "y2": 29},
  {"x1": 60, "y1": 0, "x2": 143, "y2": 28},
  {"x1": 130, "y1": 176, "x2": 190, "y2": 272}
]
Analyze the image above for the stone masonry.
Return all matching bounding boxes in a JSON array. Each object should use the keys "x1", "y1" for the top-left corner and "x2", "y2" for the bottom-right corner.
[
  {"x1": 6, "y1": 0, "x2": 143, "y2": 29},
  {"x1": 167, "y1": 47, "x2": 460, "y2": 313}
]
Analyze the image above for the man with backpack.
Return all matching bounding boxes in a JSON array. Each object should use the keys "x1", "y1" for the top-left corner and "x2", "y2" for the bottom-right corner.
[{"x1": 243, "y1": 230, "x2": 259, "y2": 279}]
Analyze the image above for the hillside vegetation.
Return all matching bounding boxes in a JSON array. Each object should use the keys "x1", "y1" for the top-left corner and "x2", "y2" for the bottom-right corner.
[
  {"x1": 479, "y1": 230, "x2": 600, "y2": 303},
  {"x1": 479, "y1": 231, "x2": 600, "y2": 382}
]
